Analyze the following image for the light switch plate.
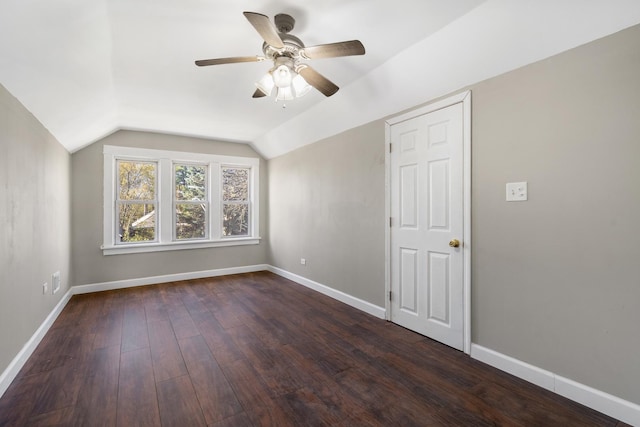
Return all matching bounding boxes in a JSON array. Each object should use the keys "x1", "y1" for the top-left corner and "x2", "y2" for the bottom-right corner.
[{"x1": 506, "y1": 182, "x2": 528, "y2": 201}]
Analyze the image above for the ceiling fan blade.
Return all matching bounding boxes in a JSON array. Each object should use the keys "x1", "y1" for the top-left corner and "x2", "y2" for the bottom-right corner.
[
  {"x1": 195, "y1": 56, "x2": 264, "y2": 67},
  {"x1": 300, "y1": 40, "x2": 365, "y2": 60},
  {"x1": 252, "y1": 88, "x2": 267, "y2": 98},
  {"x1": 243, "y1": 12, "x2": 284, "y2": 49},
  {"x1": 298, "y1": 66, "x2": 339, "y2": 97}
]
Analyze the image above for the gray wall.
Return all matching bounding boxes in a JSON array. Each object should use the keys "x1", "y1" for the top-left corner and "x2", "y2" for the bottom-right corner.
[
  {"x1": 471, "y1": 24, "x2": 640, "y2": 404},
  {"x1": 0, "y1": 84, "x2": 71, "y2": 376},
  {"x1": 268, "y1": 123, "x2": 386, "y2": 305},
  {"x1": 267, "y1": 24, "x2": 640, "y2": 404},
  {"x1": 71, "y1": 130, "x2": 268, "y2": 286}
]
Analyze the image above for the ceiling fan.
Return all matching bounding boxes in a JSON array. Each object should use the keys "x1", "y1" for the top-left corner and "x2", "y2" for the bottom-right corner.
[{"x1": 195, "y1": 12, "x2": 365, "y2": 101}]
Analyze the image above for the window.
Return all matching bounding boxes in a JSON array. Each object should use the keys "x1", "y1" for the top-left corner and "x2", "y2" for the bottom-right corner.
[
  {"x1": 174, "y1": 163, "x2": 208, "y2": 240},
  {"x1": 117, "y1": 160, "x2": 157, "y2": 243},
  {"x1": 222, "y1": 167, "x2": 250, "y2": 237},
  {"x1": 103, "y1": 145, "x2": 260, "y2": 255}
]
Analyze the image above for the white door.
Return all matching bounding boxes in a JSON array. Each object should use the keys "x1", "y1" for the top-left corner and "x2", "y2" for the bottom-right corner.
[{"x1": 389, "y1": 102, "x2": 465, "y2": 350}]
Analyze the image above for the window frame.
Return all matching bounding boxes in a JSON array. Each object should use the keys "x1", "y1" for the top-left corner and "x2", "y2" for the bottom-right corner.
[{"x1": 103, "y1": 145, "x2": 260, "y2": 255}]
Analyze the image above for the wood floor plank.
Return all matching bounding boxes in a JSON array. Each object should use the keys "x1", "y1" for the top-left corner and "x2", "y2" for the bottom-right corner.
[
  {"x1": 205, "y1": 290, "x2": 247, "y2": 330},
  {"x1": 71, "y1": 344, "x2": 120, "y2": 426},
  {"x1": 143, "y1": 292, "x2": 169, "y2": 323},
  {"x1": 178, "y1": 335, "x2": 244, "y2": 424},
  {"x1": 220, "y1": 357, "x2": 276, "y2": 410},
  {"x1": 121, "y1": 303, "x2": 149, "y2": 353},
  {"x1": 25, "y1": 405, "x2": 77, "y2": 426},
  {"x1": 241, "y1": 400, "x2": 299, "y2": 427},
  {"x1": 170, "y1": 313, "x2": 200, "y2": 339},
  {"x1": 0, "y1": 371, "x2": 46, "y2": 426},
  {"x1": 0, "y1": 271, "x2": 623, "y2": 426},
  {"x1": 156, "y1": 374, "x2": 206, "y2": 427},
  {"x1": 50, "y1": 293, "x2": 103, "y2": 335},
  {"x1": 160, "y1": 284, "x2": 192, "y2": 324},
  {"x1": 92, "y1": 301, "x2": 123, "y2": 350},
  {"x1": 30, "y1": 353, "x2": 89, "y2": 416},
  {"x1": 210, "y1": 412, "x2": 254, "y2": 427},
  {"x1": 182, "y1": 297, "x2": 211, "y2": 317},
  {"x1": 117, "y1": 348, "x2": 161, "y2": 427},
  {"x1": 147, "y1": 319, "x2": 188, "y2": 382},
  {"x1": 194, "y1": 312, "x2": 245, "y2": 366}
]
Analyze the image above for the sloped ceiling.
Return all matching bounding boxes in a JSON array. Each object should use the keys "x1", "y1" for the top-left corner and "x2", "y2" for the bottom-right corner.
[{"x1": 2, "y1": 0, "x2": 640, "y2": 158}]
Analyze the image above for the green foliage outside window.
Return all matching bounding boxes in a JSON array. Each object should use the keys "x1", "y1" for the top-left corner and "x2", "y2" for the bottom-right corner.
[
  {"x1": 117, "y1": 161, "x2": 156, "y2": 243},
  {"x1": 222, "y1": 168, "x2": 250, "y2": 236},
  {"x1": 175, "y1": 164, "x2": 207, "y2": 239}
]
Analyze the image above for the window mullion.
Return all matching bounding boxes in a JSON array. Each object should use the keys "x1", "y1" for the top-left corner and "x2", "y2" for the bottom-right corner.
[
  {"x1": 210, "y1": 162, "x2": 221, "y2": 240},
  {"x1": 251, "y1": 165, "x2": 259, "y2": 238},
  {"x1": 159, "y1": 158, "x2": 173, "y2": 243}
]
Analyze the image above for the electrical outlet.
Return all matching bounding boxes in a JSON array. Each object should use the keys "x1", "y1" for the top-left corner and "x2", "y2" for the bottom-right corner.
[
  {"x1": 42, "y1": 282, "x2": 48, "y2": 294},
  {"x1": 52, "y1": 271, "x2": 61, "y2": 294},
  {"x1": 506, "y1": 182, "x2": 528, "y2": 201},
  {"x1": 300, "y1": 258, "x2": 306, "y2": 265}
]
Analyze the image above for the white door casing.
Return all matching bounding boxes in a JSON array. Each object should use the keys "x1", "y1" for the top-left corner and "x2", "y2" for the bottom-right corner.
[{"x1": 385, "y1": 91, "x2": 471, "y2": 353}]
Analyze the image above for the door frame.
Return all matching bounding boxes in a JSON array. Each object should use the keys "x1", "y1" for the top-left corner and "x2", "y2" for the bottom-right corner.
[{"x1": 384, "y1": 90, "x2": 472, "y2": 354}]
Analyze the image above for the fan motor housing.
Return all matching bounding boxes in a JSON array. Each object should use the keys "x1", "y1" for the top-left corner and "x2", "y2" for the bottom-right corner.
[{"x1": 262, "y1": 33, "x2": 304, "y2": 60}]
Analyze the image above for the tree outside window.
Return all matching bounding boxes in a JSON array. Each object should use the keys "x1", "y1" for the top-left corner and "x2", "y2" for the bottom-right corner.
[
  {"x1": 174, "y1": 164, "x2": 208, "y2": 240},
  {"x1": 117, "y1": 160, "x2": 157, "y2": 243},
  {"x1": 222, "y1": 167, "x2": 250, "y2": 236}
]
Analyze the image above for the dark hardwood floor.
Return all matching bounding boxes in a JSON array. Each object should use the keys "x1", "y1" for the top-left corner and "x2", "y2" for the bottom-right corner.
[{"x1": 0, "y1": 271, "x2": 627, "y2": 426}]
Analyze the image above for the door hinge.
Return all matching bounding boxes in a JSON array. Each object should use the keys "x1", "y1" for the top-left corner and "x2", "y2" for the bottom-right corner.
[
  {"x1": 389, "y1": 143, "x2": 392, "y2": 153},
  {"x1": 389, "y1": 217, "x2": 392, "y2": 227},
  {"x1": 389, "y1": 290, "x2": 392, "y2": 301}
]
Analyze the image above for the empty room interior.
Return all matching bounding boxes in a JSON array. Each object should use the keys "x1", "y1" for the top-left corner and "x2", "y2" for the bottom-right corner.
[{"x1": 1, "y1": 1, "x2": 640, "y2": 425}]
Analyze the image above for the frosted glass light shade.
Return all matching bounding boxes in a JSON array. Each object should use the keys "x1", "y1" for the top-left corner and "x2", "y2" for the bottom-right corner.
[
  {"x1": 255, "y1": 73, "x2": 274, "y2": 96},
  {"x1": 273, "y1": 65, "x2": 293, "y2": 88},
  {"x1": 276, "y1": 86, "x2": 294, "y2": 101},
  {"x1": 292, "y1": 74, "x2": 311, "y2": 97}
]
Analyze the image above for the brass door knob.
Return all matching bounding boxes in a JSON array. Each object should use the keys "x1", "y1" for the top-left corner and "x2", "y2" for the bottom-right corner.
[{"x1": 449, "y1": 239, "x2": 460, "y2": 248}]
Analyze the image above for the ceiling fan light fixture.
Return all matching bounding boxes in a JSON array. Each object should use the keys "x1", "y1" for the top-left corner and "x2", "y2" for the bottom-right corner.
[
  {"x1": 255, "y1": 72, "x2": 274, "y2": 96},
  {"x1": 292, "y1": 74, "x2": 311, "y2": 98},
  {"x1": 195, "y1": 11, "x2": 366, "y2": 102},
  {"x1": 276, "y1": 86, "x2": 294, "y2": 101},
  {"x1": 272, "y1": 64, "x2": 293, "y2": 88}
]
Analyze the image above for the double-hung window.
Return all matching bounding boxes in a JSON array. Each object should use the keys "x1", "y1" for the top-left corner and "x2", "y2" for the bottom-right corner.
[
  {"x1": 103, "y1": 145, "x2": 259, "y2": 255},
  {"x1": 222, "y1": 167, "x2": 250, "y2": 237},
  {"x1": 116, "y1": 160, "x2": 157, "y2": 243},
  {"x1": 174, "y1": 163, "x2": 208, "y2": 240}
]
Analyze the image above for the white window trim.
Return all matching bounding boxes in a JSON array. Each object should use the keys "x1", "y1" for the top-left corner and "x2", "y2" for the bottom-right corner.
[{"x1": 102, "y1": 145, "x2": 260, "y2": 255}]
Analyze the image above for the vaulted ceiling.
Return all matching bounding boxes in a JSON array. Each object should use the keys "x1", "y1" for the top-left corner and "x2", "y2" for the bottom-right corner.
[{"x1": 2, "y1": 1, "x2": 640, "y2": 158}]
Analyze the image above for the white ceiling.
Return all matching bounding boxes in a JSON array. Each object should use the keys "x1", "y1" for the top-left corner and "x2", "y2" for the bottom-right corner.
[{"x1": 2, "y1": 0, "x2": 640, "y2": 158}]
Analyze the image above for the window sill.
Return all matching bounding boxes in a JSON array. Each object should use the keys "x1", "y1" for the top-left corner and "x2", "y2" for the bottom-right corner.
[{"x1": 101, "y1": 237, "x2": 261, "y2": 256}]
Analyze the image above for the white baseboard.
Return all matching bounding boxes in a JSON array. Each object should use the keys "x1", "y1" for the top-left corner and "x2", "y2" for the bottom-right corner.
[
  {"x1": 471, "y1": 344, "x2": 640, "y2": 426},
  {"x1": 73, "y1": 264, "x2": 270, "y2": 294},
  {"x1": 0, "y1": 289, "x2": 73, "y2": 398},
  {"x1": 470, "y1": 344, "x2": 556, "y2": 391},
  {"x1": 555, "y1": 375, "x2": 640, "y2": 426},
  {"x1": 267, "y1": 266, "x2": 386, "y2": 319}
]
